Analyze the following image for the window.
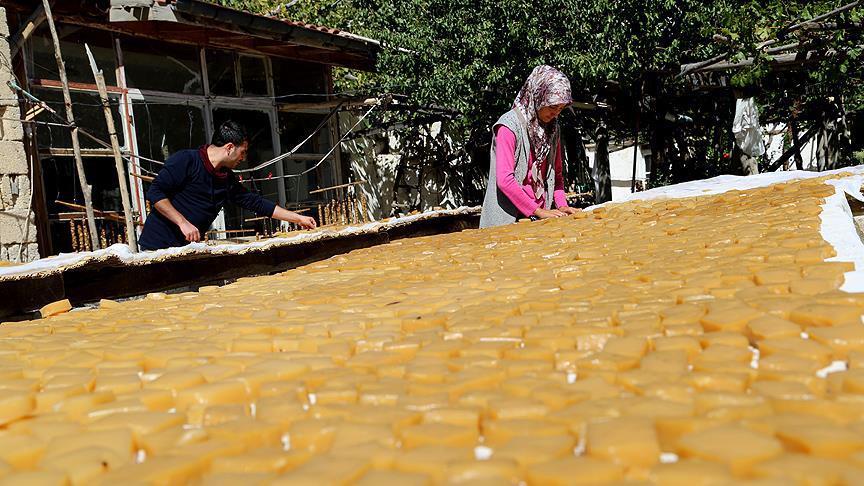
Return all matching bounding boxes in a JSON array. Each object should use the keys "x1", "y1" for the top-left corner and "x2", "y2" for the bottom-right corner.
[
  {"x1": 30, "y1": 24, "x2": 117, "y2": 86},
  {"x1": 119, "y1": 36, "x2": 203, "y2": 94},
  {"x1": 239, "y1": 55, "x2": 268, "y2": 96},
  {"x1": 278, "y1": 111, "x2": 335, "y2": 202},
  {"x1": 271, "y1": 58, "x2": 327, "y2": 101},
  {"x1": 212, "y1": 108, "x2": 278, "y2": 228},
  {"x1": 33, "y1": 88, "x2": 123, "y2": 150},
  {"x1": 279, "y1": 112, "x2": 332, "y2": 154},
  {"x1": 132, "y1": 102, "x2": 206, "y2": 171},
  {"x1": 206, "y1": 49, "x2": 237, "y2": 97}
]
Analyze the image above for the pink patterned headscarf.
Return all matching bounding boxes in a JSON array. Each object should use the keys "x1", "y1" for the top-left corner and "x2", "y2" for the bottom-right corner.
[{"x1": 513, "y1": 65, "x2": 572, "y2": 198}]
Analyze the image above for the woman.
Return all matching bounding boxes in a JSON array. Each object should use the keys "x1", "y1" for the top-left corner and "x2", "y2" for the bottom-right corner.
[{"x1": 480, "y1": 65, "x2": 579, "y2": 228}]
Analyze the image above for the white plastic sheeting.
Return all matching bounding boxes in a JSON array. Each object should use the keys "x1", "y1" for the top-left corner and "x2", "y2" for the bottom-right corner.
[{"x1": 0, "y1": 206, "x2": 481, "y2": 280}]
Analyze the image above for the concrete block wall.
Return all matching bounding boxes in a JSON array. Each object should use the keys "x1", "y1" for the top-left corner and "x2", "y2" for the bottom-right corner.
[{"x1": 0, "y1": 7, "x2": 38, "y2": 262}]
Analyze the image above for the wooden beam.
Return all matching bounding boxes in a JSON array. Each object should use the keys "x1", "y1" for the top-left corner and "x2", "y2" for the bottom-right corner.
[
  {"x1": 39, "y1": 147, "x2": 115, "y2": 157},
  {"x1": 767, "y1": 124, "x2": 818, "y2": 172},
  {"x1": 130, "y1": 172, "x2": 155, "y2": 183},
  {"x1": 309, "y1": 180, "x2": 367, "y2": 195},
  {"x1": 42, "y1": 0, "x2": 100, "y2": 251},
  {"x1": 679, "y1": 0, "x2": 862, "y2": 77},
  {"x1": 53, "y1": 211, "x2": 122, "y2": 222},
  {"x1": 30, "y1": 78, "x2": 125, "y2": 93},
  {"x1": 85, "y1": 43, "x2": 138, "y2": 252},
  {"x1": 278, "y1": 99, "x2": 362, "y2": 112},
  {"x1": 54, "y1": 200, "x2": 127, "y2": 223},
  {"x1": 9, "y1": 2, "x2": 46, "y2": 59},
  {"x1": 681, "y1": 48, "x2": 841, "y2": 74}
]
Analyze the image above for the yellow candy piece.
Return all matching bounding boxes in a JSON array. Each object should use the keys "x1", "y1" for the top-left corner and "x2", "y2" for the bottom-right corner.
[
  {"x1": 676, "y1": 426, "x2": 783, "y2": 475},
  {"x1": 174, "y1": 380, "x2": 250, "y2": 410},
  {"x1": 789, "y1": 304, "x2": 862, "y2": 328},
  {"x1": 0, "y1": 435, "x2": 46, "y2": 469},
  {"x1": 0, "y1": 471, "x2": 68, "y2": 486},
  {"x1": 0, "y1": 392, "x2": 33, "y2": 425},
  {"x1": 393, "y1": 446, "x2": 475, "y2": 481},
  {"x1": 354, "y1": 470, "x2": 432, "y2": 486},
  {"x1": 40, "y1": 446, "x2": 127, "y2": 485},
  {"x1": 775, "y1": 423, "x2": 864, "y2": 458},
  {"x1": 400, "y1": 423, "x2": 478, "y2": 449},
  {"x1": 587, "y1": 418, "x2": 660, "y2": 469},
  {"x1": 648, "y1": 460, "x2": 732, "y2": 486},
  {"x1": 527, "y1": 457, "x2": 624, "y2": 486},
  {"x1": 40, "y1": 299, "x2": 72, "y2": 318},
  {"x1": 809, "y1": 325, "x2": 864, "y2": 359}
]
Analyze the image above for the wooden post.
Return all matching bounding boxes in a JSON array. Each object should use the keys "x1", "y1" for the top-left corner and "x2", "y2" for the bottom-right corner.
[
  {"x1": 766, "y1": 124, "x2": 818, "y2": 172},
  {"x1": 42, "y1": 0, "x2": 100, "y2": 251},
  {"x1": 85, "y1": 44, "x2": 138, "y2": 252}
]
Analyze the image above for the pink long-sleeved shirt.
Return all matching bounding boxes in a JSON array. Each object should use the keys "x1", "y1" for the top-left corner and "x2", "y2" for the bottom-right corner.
[{"x1": 495, "y1": 125, "x2": 569, "y2": 217}]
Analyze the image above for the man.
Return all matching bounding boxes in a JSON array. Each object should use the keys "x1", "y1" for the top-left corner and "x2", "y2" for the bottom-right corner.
[{"x1": 138, "y1": 121, "x2": 316, "y2": 251}]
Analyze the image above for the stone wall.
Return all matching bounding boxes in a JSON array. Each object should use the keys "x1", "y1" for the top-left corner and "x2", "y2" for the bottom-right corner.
[
  {"x1": 340, "y1": 114, "x2": 468, "y2": 220},
  {"x1": 0, "y1": 7, "x2": 38, "y2": 262}
]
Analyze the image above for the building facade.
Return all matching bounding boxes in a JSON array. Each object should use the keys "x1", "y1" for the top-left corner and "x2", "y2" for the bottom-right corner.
[{"x1": 0, "y1": 0, "x2": 377, "y2": 261}]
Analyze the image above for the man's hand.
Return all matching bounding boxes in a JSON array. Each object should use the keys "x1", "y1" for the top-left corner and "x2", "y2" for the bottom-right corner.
[
  {"x1": 153, "y1": 199, "x2": 201, "y2": 243},
  {"x1": 533, "y1": 208, "x2": 566, "y2": 219},
  {"x1": 558, "y1": 206, "x2": 581, "y2": 215},
  {"x1": 297, "y1": 215, "x2": 317, "y2": 230},
  {"x1": 179, "y1": 220, "x2": 200, "y2": 242},
  {"x1": 272, "y1": 206, "x2": 318, "y2": 230}
]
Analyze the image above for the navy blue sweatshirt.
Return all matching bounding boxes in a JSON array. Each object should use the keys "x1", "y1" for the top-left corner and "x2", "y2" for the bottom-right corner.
[{"x1": 138, "y1": 148, "x2": 277, "y2": 251}]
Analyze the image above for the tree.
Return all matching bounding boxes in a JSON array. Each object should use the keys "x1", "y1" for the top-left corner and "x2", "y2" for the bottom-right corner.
[{"x1": 216, "y1": 0, "x2": 863, "y2": 195}]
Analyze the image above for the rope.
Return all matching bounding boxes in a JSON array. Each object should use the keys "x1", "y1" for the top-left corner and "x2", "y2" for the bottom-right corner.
[
  {"x1": 7, "y1": 79, "x2": 387, "y2": 185},
  {"x1": 8, "y1": 80, "x2": 166, "y2": 169},
  {"x1": 239, "y1": 98, "x2": 383, "y2": 183},
  {"x1": 233, "y1": 100, "x2": 344, "y2": 173}
]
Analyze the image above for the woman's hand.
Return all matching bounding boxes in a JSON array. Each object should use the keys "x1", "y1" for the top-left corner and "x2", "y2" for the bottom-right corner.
[
  {"x1": 558, "y1": 206, "x2": 580, "y2": 215},
  {"x1": 533, "y1": 208, "x2": 566, "y2": 219}
]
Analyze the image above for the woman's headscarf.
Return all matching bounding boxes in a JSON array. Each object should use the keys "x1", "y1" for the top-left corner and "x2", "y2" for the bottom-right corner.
[{"x1": 513, "y1": 65, "x2": 572, "y2": 198}]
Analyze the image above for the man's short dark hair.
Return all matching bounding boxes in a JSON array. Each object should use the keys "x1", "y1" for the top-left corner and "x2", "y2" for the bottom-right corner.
[{"x1": 212, "y1": 121, "x2": 248, "y2": 147}]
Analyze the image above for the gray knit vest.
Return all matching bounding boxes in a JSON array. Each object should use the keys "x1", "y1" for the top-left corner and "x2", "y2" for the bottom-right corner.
[{"x1": 479, "y1": 109, "x2": 558, "y2": 228}]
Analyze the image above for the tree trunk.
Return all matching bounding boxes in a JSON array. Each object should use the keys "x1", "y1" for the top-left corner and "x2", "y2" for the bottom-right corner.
[
  {"x1": 562, "y1": 122, "x2": 590, "y2": 192},
  {"x1": 816, "y1": 96, "x2": 852, "y2": 171},
  {"x1": 648, "y1": 116, "x2": 668, "y2": 187},
  {"x1": 789, "y1": 120, "x2": 805, "y2": 170},
  {"x1": 593, "y1": 120, "x2": 612, "y2": 204}
]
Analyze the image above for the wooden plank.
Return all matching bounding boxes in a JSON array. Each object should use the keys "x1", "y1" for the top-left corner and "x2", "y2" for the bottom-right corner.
[
  {"x1": 39, "y1": 147, "x2": 116, "y2": 157},
  {"x1": 130, "y1": 172, "x2": 155, "y2": 183},
  {"x1": 278, "y1": 98, "x2": 370, "y2": 112},
  {"x1": 42, "y1": 0, "x2": 101, "y2": 251},
  {"x1": 54, "y1": 200, "x2": 127, "y2": 223},
  {"x1": 679, "y1": 0, "x2": 861, "y2": 76},
  {"x1": 30, "y1": 78, "x2": 125, "y2": 93},
  {"x1": 53, "y1": 211, "x2": 121, "y2": 222},
  {"x1": 85, "y1": 43, "x2": 138, "y2": 252},
  {"x1": 767, "y1": 124, "x2": 819, "y2": 172},
  {"x1": 309, "y1": 180, "x2": 367, "y2": 194}
]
